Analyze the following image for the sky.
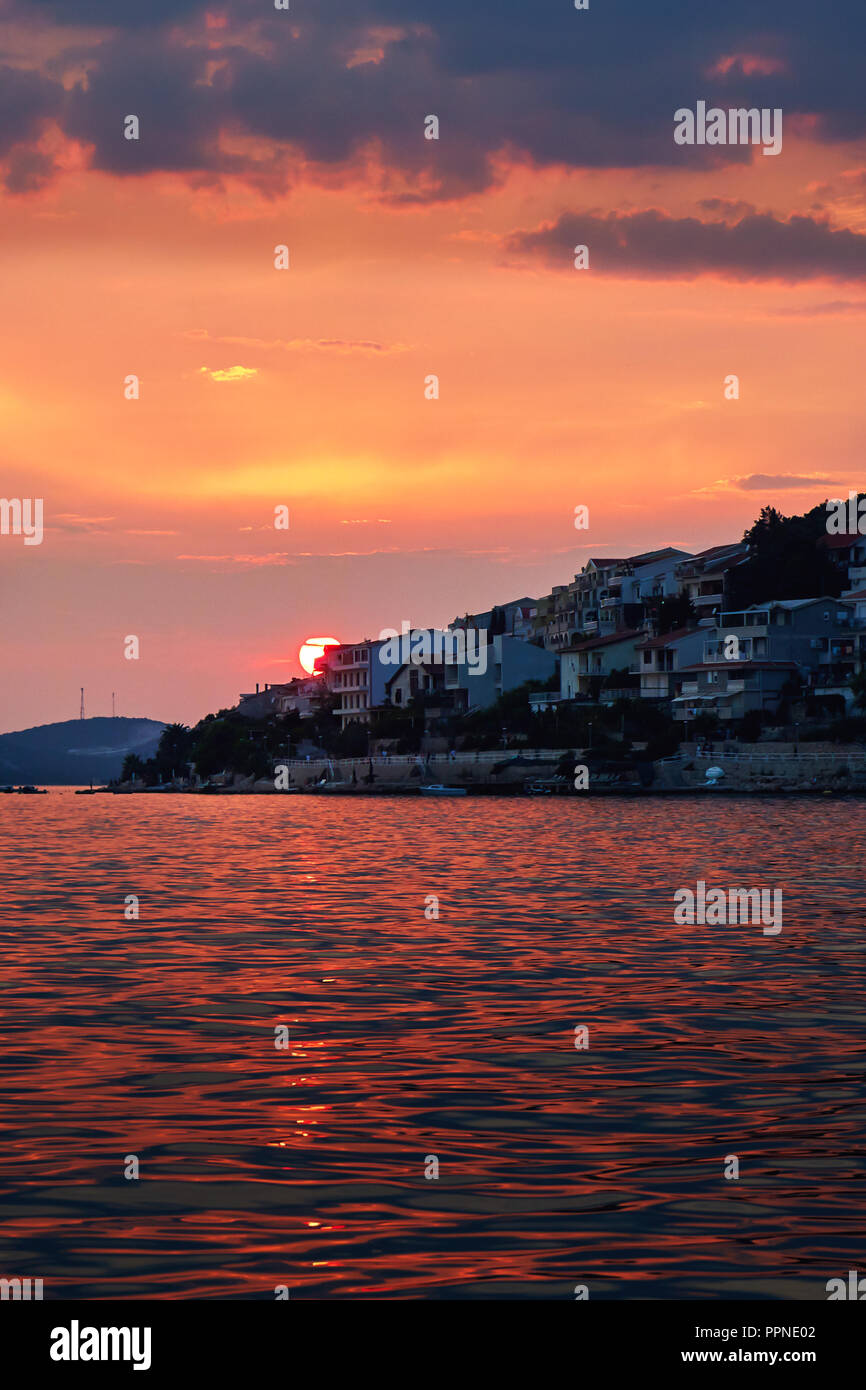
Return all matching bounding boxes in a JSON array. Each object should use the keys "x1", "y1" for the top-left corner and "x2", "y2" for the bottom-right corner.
[{"x1": 1, "y1": 0, "x2": 865, "y2": 731}]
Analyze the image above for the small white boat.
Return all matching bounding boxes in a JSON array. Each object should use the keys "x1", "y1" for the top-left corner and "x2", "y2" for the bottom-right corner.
[{"x1": 420, "y1": 784, "x2": 467, "y2": 797}]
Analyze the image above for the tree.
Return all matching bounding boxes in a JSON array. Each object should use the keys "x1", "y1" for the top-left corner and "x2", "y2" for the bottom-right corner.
[
  {"x1": 121, "y1": 753, "x2": 145, "y2": 782},
  {"x1": 156, "y1": 723, "x2": 192, "y2": 767},
  {"x1": 190, "y1": 718, "x2": 242, "y2": 778},
  {"x1": 331, "y1": 722, "x2": 369, "y2": 758},
  {"x1": 654, "y1": 593, "x2": 696, "y2": 634},
  {"x1": 727, "y1": 504, "x2": 843, "y2": 609},
  {"x1": 146, "y1": 723, "x2": 194, "y2": 780}
]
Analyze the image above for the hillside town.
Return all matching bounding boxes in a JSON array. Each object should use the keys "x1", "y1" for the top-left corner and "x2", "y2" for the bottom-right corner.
[
  {"x1": 118, "y1": 501, "x2": 866, "y2": 792},
  {"x1": 235, "y1": 503, "x2": 866, "y2": 741}
]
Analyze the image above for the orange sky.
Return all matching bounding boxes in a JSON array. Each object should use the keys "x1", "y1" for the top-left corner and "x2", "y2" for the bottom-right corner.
[{"x1": 2, "y1": 5, "x2": 865, "y2": 730}]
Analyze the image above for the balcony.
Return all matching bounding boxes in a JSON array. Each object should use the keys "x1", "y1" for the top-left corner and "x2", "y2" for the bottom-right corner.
[{"x1": 529, "y1": 693, "x2": 563, "y2": 711}]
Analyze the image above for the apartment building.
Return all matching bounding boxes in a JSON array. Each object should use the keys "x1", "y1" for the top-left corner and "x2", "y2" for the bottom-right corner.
[
  {"x1": 820, "y1": 531, "x2": 866, "y2": 594},
  {"x1": 560, "y1": 629, "x2": 643, "y2": 700},
  {"x1": 672, "y1": 597, "x2": 858, "y2": 721},
  {"x1": 674, "y1": 542, "x2": 748, "y2": 619},
  {"x1": 318, "y1": 640, "x2": 391, "y2": 729},
  {"x1": 543, "y1": 548, "x2": 692, "y2": 647},
  {"x1": 635, "y1": 627, "x2": 706, "y2": 700},
  {"x1": 443, "y1": 633, "x2": 558, "y2": 711}
]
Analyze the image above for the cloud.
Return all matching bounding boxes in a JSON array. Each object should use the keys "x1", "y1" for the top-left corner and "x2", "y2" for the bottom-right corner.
[
  {"x1": 506, "y1": 209, "x2": 866, "y2": 282},
  {"x1": 698, "y1": 197, "x2": 757, "y2": 220},
  {"x1": 4, "y1": 144, "x2": 59, "y2": 193},
  {"x1": 198, "y1": 365, "x2": 258, "y2": 382},
  {"x1": 6, "y1": 0, "x2": 866, "y2": 197},
  {"x1": 176, "y1": 552, "x2": 298, "y2": 566},
  {"x1": 185, "y1": 330, "x2": 404, "y2": 354},
  {"x1": 0, "y1": 64, "x2": 62, "y2": 159},
  {"x1": 22, "y1": 0, "x2": 207, "y2": 22},
  {"x1": 737, "y1": 473, "x2": 841, "y2": 491},
  {"x1": 299, "y1": 339, "x2": 402, "y2": 353},
  {"x1": 51, "y1": 513, "x2": 116, "y2": 531},
  {"x1": 696, "y1": 474, "x2": 841, "y2": 495},
  {"x1": 706, "y1": 54, "x2": 787, "y2": 79},
  {"x1": 769, "y1": 299, "x2": 866, "y2": 316},
  {"x1": 176, "y1": 545, "x2": 496, "y2": 567}
]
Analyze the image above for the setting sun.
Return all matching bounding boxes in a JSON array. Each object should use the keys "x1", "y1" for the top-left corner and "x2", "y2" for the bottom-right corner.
[{"x1": 299, "y1": 636, "x2": 340, "y2": 676}]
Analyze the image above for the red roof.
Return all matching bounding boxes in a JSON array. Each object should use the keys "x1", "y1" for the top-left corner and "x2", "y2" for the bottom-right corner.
[
  {"x1": 691, "y1": 541, "x2": 744, "y2": 562},
  {"x1": 820, "y1": 533, "x2": 858, "y2": 550},
  {"x1": 627, "y1": 546, "x2": 690, "y2": 566}
]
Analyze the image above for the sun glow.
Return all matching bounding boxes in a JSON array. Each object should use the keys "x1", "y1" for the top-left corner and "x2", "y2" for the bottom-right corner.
[{"x1": 299, "y1": 636, "x2": 340, "y2": 675}]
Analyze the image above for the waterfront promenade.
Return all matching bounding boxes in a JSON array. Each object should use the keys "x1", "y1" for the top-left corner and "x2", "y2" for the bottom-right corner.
[{"x1": 110, "y1": 743, "x2": 866, "y2": 794}]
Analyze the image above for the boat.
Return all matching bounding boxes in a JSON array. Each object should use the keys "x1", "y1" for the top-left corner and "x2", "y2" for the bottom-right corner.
[
  {"x1": 307, "y1": 759, "x2": 353, "y2": 792},
  {"x1": 420, "y1": 784, "x2": 467, "y2": 797}
]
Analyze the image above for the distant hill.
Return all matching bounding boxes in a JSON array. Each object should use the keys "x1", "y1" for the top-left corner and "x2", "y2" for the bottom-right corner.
[{"x1": 0, "y1": 717, "x2": 166, "y2": 785}]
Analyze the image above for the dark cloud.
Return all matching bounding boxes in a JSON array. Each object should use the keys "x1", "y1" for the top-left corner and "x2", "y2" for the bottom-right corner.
[
  {"x1": 4, "y1": 145, "x2": 58, "y2": 192},
  {"x1": 60, "y1": 33, "x2": 228, "y2": 177},
  {"x1": 770, "y1": 299, "x2": 866, "y2": 316},
  {"x1": 21, "y1": 0, "x2": 209, "y2": 25},
  {"x1": 735, "y1": 474, "x2": 841, "y2": 490},
  {"x1": 3, "y1": 0, "x2": 866, "y2": 197},
  {"x1": 699, "y1": 197, "x2": 758, "y2": 219},
  {"x1": 506, "y1": 209, "x2": 866, "y2": 282},
  {"x1": 0, "y1": 64, "x2": 62, "y2": 157}
]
